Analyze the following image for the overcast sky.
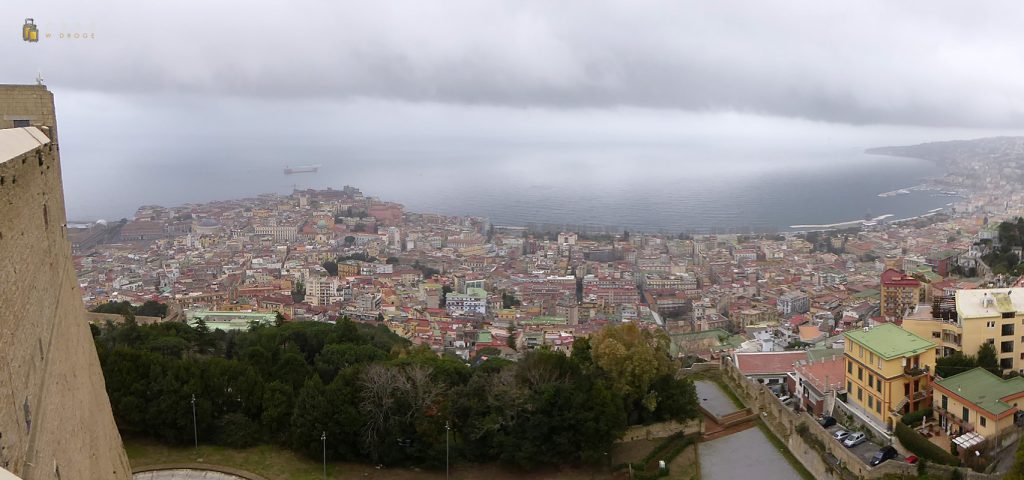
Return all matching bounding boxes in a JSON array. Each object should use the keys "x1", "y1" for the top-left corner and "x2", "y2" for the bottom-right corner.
[
  {"x1": 4, "y1": 1, "x2": 1024, "y2": 218},
  {"x1": 6, "y1": 0, "x2": 1024, "y2": 127}
]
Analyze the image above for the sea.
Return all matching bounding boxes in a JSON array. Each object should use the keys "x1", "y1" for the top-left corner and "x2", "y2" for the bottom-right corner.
[{"x1": 61, "y1": 143, "x2": 953, "y2": 234}]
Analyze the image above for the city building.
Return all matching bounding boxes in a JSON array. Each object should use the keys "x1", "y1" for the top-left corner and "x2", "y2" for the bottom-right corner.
[
  {"x1": 904, "y1": 288, "x2": 1024, "y2": 374},
  {"x1": 446, "y1": 287, "x2": 488, "y2": 315},
  {"x1": 880, "y1": 269, "x2": 924, "y2": 321},
  {"x1": 793, "y1": 354, "x2": 846, "y2": 416},
  {"x1": 844, "y1": 323, "x2": 936, "y2": 430},
  {"x1": 932, "y1": 367, "x2": 1024, "y2": 441},
  {"x1": 305, "y1": 276, "x2": 344, "y2": 306},
  {"x1": 778, "y1": 291, "x2": 810, "y2": 316}
]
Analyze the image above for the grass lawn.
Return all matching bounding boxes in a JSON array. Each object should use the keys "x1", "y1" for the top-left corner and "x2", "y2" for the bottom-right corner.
[
  {"x1": 667, "y1": 443, "x2": 698, "y2": 480},
  {"x1": 124, "y1": 436, "x2": 619, "y2": 480}
]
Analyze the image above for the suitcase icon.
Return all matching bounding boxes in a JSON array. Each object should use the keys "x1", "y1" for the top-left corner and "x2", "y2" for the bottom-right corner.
[{"x1": 23, "y1": 18, "x2": 38, "y2": 42}]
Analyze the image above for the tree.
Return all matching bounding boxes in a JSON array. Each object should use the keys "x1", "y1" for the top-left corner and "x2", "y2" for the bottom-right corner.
[
  {"x1": 440, "y1": 285, "x2": 453, "y2": 307},
  {"x1": 215, "y1": 413, "x2": 261, "y2": 448},
  {"x1": 590, "y1": 323, "x2": 679, "y2": 421},
  {"x1": 289, "y1": 376, "x2": 329, "y2": 458},
  {"x1": 501, "y1": 291, "x2": 521, "y2": 309},
  {"x1": 322, "y1": 260, "x2": 339, "y2": 276},
  {"x1": 260, "y1": 381, "x2": 295, "y2": 442},
  {"x1": 935, "y1": 352, "x2": 977, "y2": 378},
  {"x1": 137, "y1": 300, "x2": 168, "y2": 318},
  {"x1": 978, "y1": 343, "x2": 1000, "y2": 374}
]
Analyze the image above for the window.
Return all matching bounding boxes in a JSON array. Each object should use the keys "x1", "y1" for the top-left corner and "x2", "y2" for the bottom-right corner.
[
  {"x1": 1004, "y1": 312, "x2": 1016, "y2": 319},
  {"x1": 1002, "y1": 341, "x2": 1015, "y2": 353},
  {"x1": 12, "y1": 119, "x2": 29, "y2": 127},
  {"x1": 858, "y1": 387, "x2": 863, "y2": 400},
  {"x1": 963, "y1": 407, "x2": 970, "y2": 423},
  {"x1": 876, "y1": 380, "x2": 882, "y2": 393},
  {"x1": 858, "y1": 367, "x2": 863, "y2": 381},
  {"x1": 868, "y1": 396, "x2": 873, "y2": 408},
  {"x1": 877, "y1": 357, "x2": 881, "y2": 368},
  {"x1": 942, "y1": 395, "x2": 948, "y2": 410},
  {"x1": 1001, "y1": 358, "x2": 1014, "y2": 370},
  {"x1": 988, "y1": 321, "x2": 996, "y2": 328},
  {"x1": 848, "y1": 360, "x2": 853, "y2": 374},
  {"x1": 981, "y1": 416, "x2": 987, "y2": 427},
  {"x1": 869, "y1": 352, "x2": 874, "y2": 364},
  {"x1": 988, "y1": 338, "x2": 996, "y2": 345},
  {"x1": 876, "y1": 401, "x2": 882, "y2": 413},
  {"x1": 859, "y1": 345, "x2": 864, "y2": 357},
  {"x1": 932, "y1": 331, "x2": 941, "y2": 338},
  {"x1": 1003, "y1": 323, "x2": 1015, "y2": 336},
  {"x1": 869, "y1": 375, "x2": 874, "y2": 388}
]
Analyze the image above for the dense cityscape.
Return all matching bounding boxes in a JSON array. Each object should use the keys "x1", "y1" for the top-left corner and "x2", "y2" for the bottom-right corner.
[
  {"x1": 59, "y1": 134, "x2": 1024, "y2": 478},
  {"x1": 12, "y1": 3, "x2": 1024, "y2": 480}
]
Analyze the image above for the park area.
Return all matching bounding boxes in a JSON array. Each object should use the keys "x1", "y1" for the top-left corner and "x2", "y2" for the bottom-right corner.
[{"x1": 126, "y1": 437, "x2": 617, "y2": 480}]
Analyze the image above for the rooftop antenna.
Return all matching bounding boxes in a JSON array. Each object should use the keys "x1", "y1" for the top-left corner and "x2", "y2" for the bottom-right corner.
[{"x1": 35, "y1": 71, "x2": 44, "y2": 86}]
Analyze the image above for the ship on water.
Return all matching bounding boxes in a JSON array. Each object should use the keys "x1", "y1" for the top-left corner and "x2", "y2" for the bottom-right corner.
[{"x1": 284, "y1": 164, "x2": 321, "y2": 175}]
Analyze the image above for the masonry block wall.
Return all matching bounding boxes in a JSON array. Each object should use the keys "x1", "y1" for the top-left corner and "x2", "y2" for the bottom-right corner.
[{"x1": 0, "y1": 85, "x2": 131, "y2": 479}]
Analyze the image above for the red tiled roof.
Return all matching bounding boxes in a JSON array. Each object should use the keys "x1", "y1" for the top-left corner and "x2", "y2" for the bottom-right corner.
[
  {"x1": 795, "y1": 356, "x2": 845, "y2": 392},
  {"x1": 734, "y1": 351, "x2": 808, "y2": 375},
  {"x1": 881, "y1": 268, "x2": 920, "y2": 287}
]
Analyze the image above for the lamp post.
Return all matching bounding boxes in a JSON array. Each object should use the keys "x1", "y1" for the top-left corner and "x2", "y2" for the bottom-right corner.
[
  {"x1": 190, "y1": 394, "x2": 198, "y2": 450},
  {"x1": 321, "y1": 431, "x2": 327, "y2": 480},
  {"x1": 445, "y1": 421, "x2": 450, "y2": 480}
]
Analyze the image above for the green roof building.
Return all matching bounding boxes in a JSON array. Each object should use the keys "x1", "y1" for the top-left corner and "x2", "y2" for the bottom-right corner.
[{"x1": 932, "y1": 367, "x2": 1024, "y2": 440}]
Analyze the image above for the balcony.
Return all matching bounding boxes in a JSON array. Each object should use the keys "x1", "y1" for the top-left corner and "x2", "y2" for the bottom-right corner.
[
  {"x1": 934, "y1": 407, "x2": 975, "y2": 432},
  {"x1": 904, "y1": 365, "x2": 930, "y2": 378}
]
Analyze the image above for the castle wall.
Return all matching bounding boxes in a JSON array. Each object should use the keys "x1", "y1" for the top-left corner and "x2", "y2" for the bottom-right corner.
[{"x1": 0, "y1": 85, "x2": 131, "y2": 479}]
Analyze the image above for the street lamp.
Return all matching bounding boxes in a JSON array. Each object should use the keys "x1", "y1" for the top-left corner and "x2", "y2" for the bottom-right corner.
[
  {"x1": 190, "y1": 394, "x2": 198, "y2": 450},
  {"x1": 445, "y1": 421, "x2": 451, "y2": 480},
  {"x1": 321, "y1": 431, "x2": 327, "y2": 480}
]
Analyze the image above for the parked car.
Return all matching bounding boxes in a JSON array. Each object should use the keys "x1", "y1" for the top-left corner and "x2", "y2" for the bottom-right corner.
[
  {"x1": 832, "y1": 430, "x2": 850, "y2": 441},
  {"x1": 905, "y1": 455, "x2": 919, "y2": 464},
  {"x1": 869, "y1": 446, "x2": 899, "y2": 466},
  {"x1": 778, "y1": 395, "x2": 791, "y2": 404},
  {"x1": 819, "y1": 416, "x2": 837, "y2": 428},
  {"x1": 843, "y1": 432, "x2": 867, "y2": 448}
]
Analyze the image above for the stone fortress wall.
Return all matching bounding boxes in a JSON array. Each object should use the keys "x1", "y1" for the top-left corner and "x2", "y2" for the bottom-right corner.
[{"x1": 0, "y1": 85, "x2": 131, "y2": 479}]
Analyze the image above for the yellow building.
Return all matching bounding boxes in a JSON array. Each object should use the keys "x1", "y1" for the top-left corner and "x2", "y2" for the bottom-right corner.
[
  {"x1": 932, "y1": 367, "x2": 1024, "y2": 441},
  {"x1": 844, "y1": 323, "x2": 936, "y2": 430},
  {"x1": 904, "y1": 289, "x2": 1022, "y2": 374}
]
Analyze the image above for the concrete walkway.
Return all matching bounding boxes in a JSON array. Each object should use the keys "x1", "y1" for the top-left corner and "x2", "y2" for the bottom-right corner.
[
  {"x1": 133, "y1": 470, "x2": 249, "y2": 480},
  {"x1": 699, "y1": 427, "x2": 802, "y2": 480}
]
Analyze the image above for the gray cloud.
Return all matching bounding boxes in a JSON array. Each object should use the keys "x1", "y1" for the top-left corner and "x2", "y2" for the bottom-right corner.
[{"x1": 5, "y1": 0, "x2": 1024, "y2": 127}]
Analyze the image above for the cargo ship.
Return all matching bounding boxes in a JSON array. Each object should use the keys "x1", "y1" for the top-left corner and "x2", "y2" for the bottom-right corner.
[{"x1": 284, "y1": 164, "x2": 321, "y2": 175}]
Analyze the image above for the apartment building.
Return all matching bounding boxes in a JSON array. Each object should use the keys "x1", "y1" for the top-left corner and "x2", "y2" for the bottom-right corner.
[
  {"x1": 904, "y1": 288, "x2": 1024, "y2": 374},
  {"x1": 844, "y1": 323, "x2": 936, "y2": 430},
  {"x1": 880, "y1": 269, "x2": 924, "y2": 321},
  {"x1": 932, "y1": 367, "x2": 1024, "y2": 441}
]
